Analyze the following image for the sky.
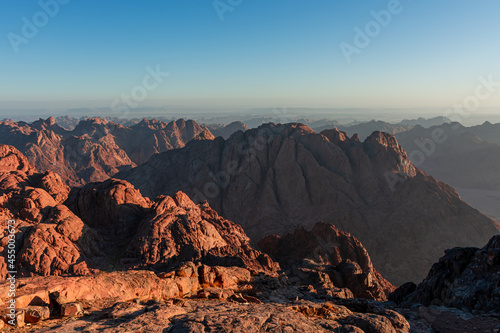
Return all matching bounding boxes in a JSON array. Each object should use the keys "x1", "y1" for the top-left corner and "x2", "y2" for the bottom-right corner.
[{"x1": 1, "y1": 0, "x2": 500, "y2": 112}]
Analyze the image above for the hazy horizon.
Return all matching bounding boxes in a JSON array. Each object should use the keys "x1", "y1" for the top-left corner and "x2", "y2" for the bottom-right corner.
[{"x1": 2, "y1": 1, "x2": 500, "y2": 113}]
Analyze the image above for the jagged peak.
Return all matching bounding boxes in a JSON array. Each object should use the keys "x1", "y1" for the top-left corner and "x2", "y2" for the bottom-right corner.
[
  {"x1": 320, "y1": 128, "x2": 350, "y2": 143},
  {"x1": 364, "y1": 131, "x2": 400, "y2": 148}
]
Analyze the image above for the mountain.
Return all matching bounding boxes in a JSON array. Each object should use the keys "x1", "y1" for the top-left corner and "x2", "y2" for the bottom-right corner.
[
  {"x1": 205, "y1": 121, "x2": 249, "y2": 139},
  {"x1": 0, "y1": 117, "x2": 214, "y2": 186},
  {"x1": 397, "y1": 116, "x2": 451, "y2": 128},
  {"x1": 116, "y1": 123, "x2": 498, "y2": 284},
  {"x1": 312, "y1": 117, "x2": 451, "y2": 140},
  {"x1": 0, "y1": 143, "x2": 277, "y2": 279},
  {"x1": 395, "y1": 122, "x2": 500, "y2": 225},
  {"x1": 333, "y1": 120, "x2": 412, "y2": 140},
  {"x1": 468, "y1": 121, "x2": 500, "y2": 145}
]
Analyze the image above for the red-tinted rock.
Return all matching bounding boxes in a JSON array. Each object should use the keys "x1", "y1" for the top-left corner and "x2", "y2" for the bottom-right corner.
[
  {"x1": 24, "y1": 305, "x2": 50, "y2": 323},
  {"x1": 125, "y1": 191, "x2": 279, "y2": 275},
  {"x1": 0, "y1": 118, "x2": 214, "y2": 186},
  {"x1": 61, "y1": 302, "x2": 83, "y2": 317}
]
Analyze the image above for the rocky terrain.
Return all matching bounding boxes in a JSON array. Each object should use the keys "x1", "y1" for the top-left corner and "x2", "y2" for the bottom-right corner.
[
  {"x1": 0, "y1": 117, "x2": 214, "y2": 186},
  {"x1": 116, "y1": 122, "x2": 498, "y2": 284},
  {"x1": 388, "y1": 234, "x2": 500, "y2": 333},
  {"x1": 0, "y1": 143, "x2": 429, "y2": 331}
]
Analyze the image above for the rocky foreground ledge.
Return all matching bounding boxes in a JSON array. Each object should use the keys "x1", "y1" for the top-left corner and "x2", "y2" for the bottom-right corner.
[
  {"x1": 1, "y1": 263, "x2": 499, "y2": 332},
  {"x1": 0, "y1": 265, "x2": 412, "y2": 332}
]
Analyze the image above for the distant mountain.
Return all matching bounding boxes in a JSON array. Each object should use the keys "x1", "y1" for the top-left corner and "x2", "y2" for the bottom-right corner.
[
  {"x1": 397, "y1": 116, "x2": 451, "y2": 127},
  {"x1": 0, "y1": 117, "x2": 214, "y2": 186},
  {"x1": 205, "y1": 121, "x2": 249, "y2": 139},
  {"x1": 468, "y1": 121, "x2": 500, "y2": 145},
  {"x1": 116, "y1": 123, "x2": 498, "y2": 284},
  {"x1": 334, "y1": 120, "x2": 412, "y2": 140},
  {"x1": 312, "y1": 117, "x2": 451, "y2": 140},
  {"x1": 395, "y1": 122, "x2": 500, "y2": 225}
]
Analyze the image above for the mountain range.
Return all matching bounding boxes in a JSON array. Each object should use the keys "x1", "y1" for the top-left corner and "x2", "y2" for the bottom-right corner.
[
  {"x1": 0, "y1": 117, "x2": 213, "y2": 186},
  {"x1": 0, "y1": 116, "x2": 498, "y2": 331}
]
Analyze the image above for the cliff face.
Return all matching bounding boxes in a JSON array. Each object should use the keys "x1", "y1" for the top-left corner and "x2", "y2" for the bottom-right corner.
[
  {"x1": 116, "y1": 123, "x2": 498, "y2": 284},
  {"x1": 0, "y1": 117, "x2": 214, "y2": 186}
]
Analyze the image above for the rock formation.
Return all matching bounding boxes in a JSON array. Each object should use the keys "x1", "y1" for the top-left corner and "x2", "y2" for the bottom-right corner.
[
  {"x1": 0, "y1": 143, "x2": 277, "y2": 280},
  {"x1": 116, "y1": 123, "x2": 498, "y2": 284},
  {"x1": 259, "y1": 222, "x2": 395, "y2": 300}
]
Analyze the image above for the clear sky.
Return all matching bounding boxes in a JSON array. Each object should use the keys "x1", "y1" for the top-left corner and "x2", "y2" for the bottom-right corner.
[{"x1": 1, "y1": 0, "x2": 500, "y2": 110}]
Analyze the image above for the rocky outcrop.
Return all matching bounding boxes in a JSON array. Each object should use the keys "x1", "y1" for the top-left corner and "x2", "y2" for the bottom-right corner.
[
  {"x1": 0, "y1": 144, "x2": 36, "y2": 175},
  {"x1": 259, "y1": 222, "x2": 394, "y2": 301},
  {"x1": 116, "y1": 123, "x2": 498, "y2": 284},
  {"x1": 393, "y1": 234, "x2": 500, "y2": 314},
  {"x1": 125, "y1": 191, "x2": 279, "y2": 275},
  {"x1": 0, "y1": 117, "x2": 214, "y2": 185},
  {"x1": 65, "y1": 179, "x2": 151, "y2": 237},
  {"x1": 17, "y1": 205, "x2": 103, "y2": 277},
  {"x1": 0, "y1": 144, "x2": 102, "y2": 279}
]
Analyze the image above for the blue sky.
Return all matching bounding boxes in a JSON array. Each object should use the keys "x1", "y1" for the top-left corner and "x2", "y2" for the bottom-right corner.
[{"x1": 1, "y1": 0, "x2": 499, "y2": 110}]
